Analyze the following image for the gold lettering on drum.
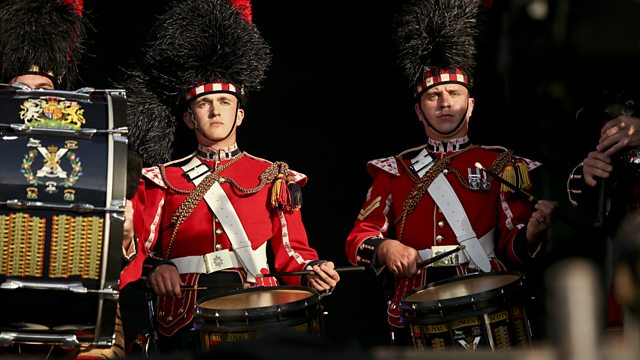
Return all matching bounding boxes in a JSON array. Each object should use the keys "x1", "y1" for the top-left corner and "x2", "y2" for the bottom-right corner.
[
  {"x1": 227, "y1": 332, "x2": 251, "y2": 341},
  {"x1": 426, "y1": 323, "x2": 449, "y2": 333},
  {"x1": 487, "y1": 310, "x2": 509, "y2": 323},
  {"x1": 451, "y1": 317, "x2": 480, "y2": 328}
]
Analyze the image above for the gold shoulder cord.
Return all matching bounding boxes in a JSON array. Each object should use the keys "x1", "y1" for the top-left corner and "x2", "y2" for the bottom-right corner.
[
  {"x1": 489, "y1": 149, "x2": 513, "y2": 174},
  {"x1": 396, "y1": 145, "x2": 476, "y2": 241},
  {"x1": 159, "y1": 154, "x2": 288, "y2": 258},
  {"x1": 221, "y1": 160, "x2": 285, "y2": 195},
  {"x1": 160, "y1": 152, "x2": 244, "y2": 258}
]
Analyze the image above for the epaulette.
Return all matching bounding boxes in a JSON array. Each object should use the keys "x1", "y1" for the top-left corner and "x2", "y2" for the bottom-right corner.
[
  {"x1": 367, "y1": 145, "x2": 427, "y2": 176},
  {"x1": 481, "y1": 146, "x2": 533, "y2": 194},
  {"x1": 143, "y1": 152, "x2": 197, "y2": 189},
  {"x1": 367, "y1": 156, "x2": 400, "y2": 176},
  {"x1": 257, "y1": 160, "x2": 303, "y2": 212}
]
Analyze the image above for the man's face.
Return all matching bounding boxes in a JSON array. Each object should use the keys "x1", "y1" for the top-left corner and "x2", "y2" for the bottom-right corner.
[
  {"x1": 183, "y1": 92, "x2": 244, "y2": 147},
  {"x1": 415, "y1": 83, "x2": 474, "y2": 140},
  {"x1": 10, "y1": 74, "x2": 54, "y2": 90}
]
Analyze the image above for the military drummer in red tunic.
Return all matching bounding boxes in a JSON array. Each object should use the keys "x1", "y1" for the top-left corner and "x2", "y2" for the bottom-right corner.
[
  {"x1": 344, "y1": 0, "x2": 558, "y2": 345},
  {"x1": 119, "y1": 0, "x2": 339, "y2": 353}
]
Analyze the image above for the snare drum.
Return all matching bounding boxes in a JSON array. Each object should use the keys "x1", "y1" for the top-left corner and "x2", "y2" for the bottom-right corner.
[
  {"x1": 193, "y1": 286, "x2": 324, "y2": 351},
  {"x1": 401, "y1": 271, "x2": 532, "y2": 351},
  {"x1": 0, "y1": 85, "x2": 128, "y2": 348}
]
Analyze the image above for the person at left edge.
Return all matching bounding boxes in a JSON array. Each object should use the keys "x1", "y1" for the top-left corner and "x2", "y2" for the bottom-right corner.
[
  {"x1": 118, "y1": 0, "x2": 340, "y2": 353},
  {"x1": 0, "y1": 1, "x2": 131, "y2": 359}
]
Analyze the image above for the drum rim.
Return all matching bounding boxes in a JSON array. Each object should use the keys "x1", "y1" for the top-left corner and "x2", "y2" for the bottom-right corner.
[{"x1": 194, "y1": 285, "x2": 321, "y2": 320}]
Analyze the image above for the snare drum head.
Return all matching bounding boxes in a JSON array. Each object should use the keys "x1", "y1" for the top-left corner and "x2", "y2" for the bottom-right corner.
[
  {"x1": 401, "y1": 271, "x2": 525, "y2": 315},
  {"x1": 199, "y1": 287, "x2": 316, "y2": 310}
]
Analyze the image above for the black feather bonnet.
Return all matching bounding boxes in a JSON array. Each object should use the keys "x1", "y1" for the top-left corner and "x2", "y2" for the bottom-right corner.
[
  {"x1": 394, "y1": 0, "x2": 482, "y2": 99},
  {"x1": 0, "y1": 0, "x2": 86, "y2": 89},
  {"x1": 125, "y1": 0, "x2": 271, "y2": 165}
]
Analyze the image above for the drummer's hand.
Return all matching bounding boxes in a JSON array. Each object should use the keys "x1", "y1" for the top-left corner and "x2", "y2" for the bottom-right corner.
[
  {"x1": 121, "y1": 200, "x2": 134, "y2": 253},
  {"x1": 305, "y1": 261, "x2": 340, "y2": 292},
  {"x1": 377, "y1": 239, "x2": 421, "y2": 278},
  {"x1": 526, "y1": 199, "x2": 559, "y2": 250},
  {"x1": 150, "y1": 264, "x2": 184, "y2": 298}
]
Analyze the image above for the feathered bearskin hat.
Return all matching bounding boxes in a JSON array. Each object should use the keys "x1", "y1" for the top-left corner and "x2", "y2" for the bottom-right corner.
[
  {"x1": 125, "y1": 0, "x2": 271, "y2": 166},
  {"x1": 0, "y1": 0, "x2": 86, "y2": 89},
  {"x1": 394, "y1": 0, "x2": 482, "y2": 99}
]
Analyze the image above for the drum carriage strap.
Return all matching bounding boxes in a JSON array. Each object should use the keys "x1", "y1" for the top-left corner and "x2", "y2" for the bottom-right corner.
[
  {"x1": 400, "y1": 148, "x2": 493, "y2": 272},
  {"x1": 176, "y1": 156, "x2": 266, "y2": 282}
]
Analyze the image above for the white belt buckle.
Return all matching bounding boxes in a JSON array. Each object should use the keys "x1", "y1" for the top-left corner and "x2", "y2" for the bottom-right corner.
[
  {"x1": 203, "y1": 249, "x2": 234, "y2": 273},
  {"x1": 431, "y1": 245, "x2": 461, "y2": 267}
]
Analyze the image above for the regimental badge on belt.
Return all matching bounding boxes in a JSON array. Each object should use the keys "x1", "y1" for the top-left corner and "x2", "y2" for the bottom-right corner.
[{"x1": 467, "y1": 168, "x2": 490, "y2": 191}]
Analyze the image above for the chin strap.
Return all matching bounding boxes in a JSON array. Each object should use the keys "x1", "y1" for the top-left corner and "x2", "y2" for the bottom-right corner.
[{"x1": 418, "y1": 103, "x2": 469, "y2": 137}]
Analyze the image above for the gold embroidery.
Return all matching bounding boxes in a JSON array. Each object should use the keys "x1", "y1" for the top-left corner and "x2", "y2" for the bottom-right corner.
[
  {"x1": 50, "y1": 215, "x2": 103, "y2": 279},
  {"x1": 358, "y1": 196, "x2": 382, "y2": 220},
  {"x1": 0, "y1": 213, "x2": 46, "y2": 277},
  {"x1": 397, "y1": 145, "x2": 477, "y2": 240}
]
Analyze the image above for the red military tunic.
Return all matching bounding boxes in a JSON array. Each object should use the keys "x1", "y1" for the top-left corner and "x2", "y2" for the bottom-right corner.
[
  {"x1": 120, "y1": 150, "x2": 319, "y2": 335},
  {"x1": 345, "y1": 137, "x2": 541, "y2": 327}
]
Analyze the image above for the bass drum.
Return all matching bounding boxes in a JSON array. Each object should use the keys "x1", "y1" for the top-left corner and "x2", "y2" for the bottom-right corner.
[
  {"x1": 0, "y1": 85, "x2": 128, "y2": 348},
  {"x1": 401, "y1": 271, "x2": 532, "y2": 351}
]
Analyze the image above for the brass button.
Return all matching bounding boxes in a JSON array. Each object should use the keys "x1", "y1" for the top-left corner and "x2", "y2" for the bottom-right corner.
[
  {"x1": 443, "y1": 169, "x2": 449, "y2": 175},
  {"x1": 215, "y1": 228, "x2": 224, "y2": 235},
  {"x1": 435, "y1": 235, "x2": 444, "y2": 243},
  {"x1": 437, "y1": 221, "x2": 445, "y2": 228},
  {"x1": 215, "y1": 244, "x2": 223, "y2": 251},
  {"x1": 214, "y1": 218, "x2": 220, "y2": 223}
]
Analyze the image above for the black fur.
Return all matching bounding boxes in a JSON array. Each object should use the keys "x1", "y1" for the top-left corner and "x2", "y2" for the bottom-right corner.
[
  {"x1": 124, "y1": 0, "x2": 271, "y2": 166},
  {"x1": 394, "y1": 0, "x2": 484, "y2": 89},
  {"x1": 0, "y1": 0, "x2": 86, "y2": 88}
]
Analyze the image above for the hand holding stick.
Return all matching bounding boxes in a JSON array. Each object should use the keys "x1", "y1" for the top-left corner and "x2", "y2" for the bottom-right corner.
[{"x1": 181, "y1": 283, "x2": 243, "y2": 291}]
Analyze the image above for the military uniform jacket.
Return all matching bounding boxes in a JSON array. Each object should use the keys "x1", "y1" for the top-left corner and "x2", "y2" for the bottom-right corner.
[
  {"x1": 120, "y1": 152, "x2": 318, "y2": 335},
  {"x1": 344, "y1": 139, "x2": 540, "y2": 327}
]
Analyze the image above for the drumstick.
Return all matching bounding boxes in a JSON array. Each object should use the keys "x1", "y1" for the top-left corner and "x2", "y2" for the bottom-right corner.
[
  {"x1": 474, "y1": 162, "x2": 538, "y2": 202},
  {"x1": 261, "y1": 266, "x2": 365, "y2": 277},
  {"x1": 180, "y1": 284, "x2": 242, "y2": 291},
  {"x1": 416, "y1": 245, "x2": 465, "y2": 268},
  {"x1": 475, "y1": 162, "x2": 584, "y2": 231}
]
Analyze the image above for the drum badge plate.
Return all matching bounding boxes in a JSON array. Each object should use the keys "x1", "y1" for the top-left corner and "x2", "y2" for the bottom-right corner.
[{"x1": 18, "y1": 96, "x2": 86, "y2": 200}]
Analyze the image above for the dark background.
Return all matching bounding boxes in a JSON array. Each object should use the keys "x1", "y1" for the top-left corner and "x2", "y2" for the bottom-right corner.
[{"x1": 78, "y1": 0, "x2": 640, "y2": 351}]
